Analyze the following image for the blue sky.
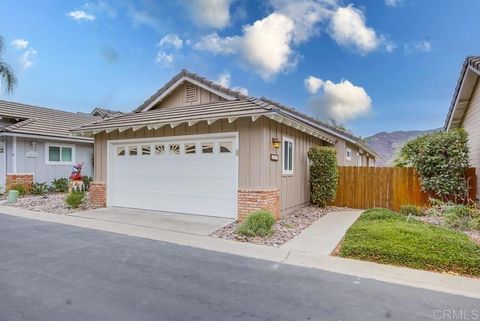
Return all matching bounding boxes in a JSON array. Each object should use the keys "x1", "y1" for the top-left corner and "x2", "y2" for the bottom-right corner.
[{"x1": 0, "y1": 0, "x2": 478, "y2": 137}]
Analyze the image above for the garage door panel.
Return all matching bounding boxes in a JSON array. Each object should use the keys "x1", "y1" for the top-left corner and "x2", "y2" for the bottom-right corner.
[{"x1": 108, "y1": 135, "x2": 238, "y2": 218}]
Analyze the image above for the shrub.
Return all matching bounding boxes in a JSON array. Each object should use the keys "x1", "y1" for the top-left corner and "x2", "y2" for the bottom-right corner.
[
  {"x1": 358, "y1": 208, "x2": 403, "y2": 221},
  {"x1": 396, "y1": 129, "x2": 470, "y2": 202},
  {"x1": 399, "y1": 205, "x2": 424, "y2": 216},
  {"x1": 470, "y1": 217, "x2": 480, "y2": 231},
  {"x1": 65, "y1": 191, "x2": 85, "y2": 209},
  {"x1": 308, "y1": 146, "x2": 338, "y2": 207},
  {"x1": 11, "y1": 184, "x2": 28, "y2": 196},
  {"x1": 236, "y1": 211, "x2": 275, "y2": 237},
  {"x1": 31, "y1": 182, "x2": 48, "y2": 195},
  {"x1": 82, "y1": 176, "x2": 93, "y2": 190},
  {"x1": 444, "y1": 205, "x2": 476, "y2": 230},
  {"x1": 51, "y1": 178, "x2": 69, "y2": 193}
]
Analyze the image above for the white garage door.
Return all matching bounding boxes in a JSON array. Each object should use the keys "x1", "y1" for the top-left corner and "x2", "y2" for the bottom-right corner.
[{"x1": 107, "y1": 134, "x2": 238, "y2": 219}]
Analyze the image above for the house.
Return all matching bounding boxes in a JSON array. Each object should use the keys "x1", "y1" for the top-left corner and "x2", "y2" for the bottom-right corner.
[
  {"x1": 72, "y1": 70, "x2": 379, "y2": 220},
  {"x1": 0, "y1": 100, "x2": 96, "y2": 191},
  {"x1": 90, "y1": 107, "x2": 123, "y2": 119},
  {"x1": 444, "y1": 56, "x2": 480, "y2": 201}
]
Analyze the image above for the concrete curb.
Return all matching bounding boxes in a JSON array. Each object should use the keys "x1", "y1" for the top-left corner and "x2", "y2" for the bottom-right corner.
[{"x1": 1, "y1": 204, "x2": 480, "y2": 300}]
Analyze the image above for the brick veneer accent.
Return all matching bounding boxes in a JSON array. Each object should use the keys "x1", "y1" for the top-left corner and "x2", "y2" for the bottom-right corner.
[
  {"x1": 90, "y1": 182, "x2": 106, "y2": 207},
  {"x1": 6, "y1": 173, "x2": 33, "y2": 192},
  {"x1": 237, "y1": 188, "x2": 280, "y2": 222}
]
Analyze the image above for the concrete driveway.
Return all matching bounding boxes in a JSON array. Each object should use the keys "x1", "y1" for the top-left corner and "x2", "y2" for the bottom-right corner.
[
  {"x1": 1, "y1": 213, "x2": 479, "y2": 321},
  {"x1": 71, "y1": 207, "x2": 233, "y2": 236}
]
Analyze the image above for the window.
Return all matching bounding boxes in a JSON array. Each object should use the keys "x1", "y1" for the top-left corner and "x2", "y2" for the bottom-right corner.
[
  {"x1": 185, "y1": 143, "x2": 196, "y2": 154},
  {"x1": 282, "y1": 137, "x2": 294, "y2": 175},
  {"x1": 202, "y1": 142, "x2": 214, "y2": 154},
  {"x1": 169, "y1": 144, "x2": 180, "y2": 155},
  {"x1": 346, "y1": 148, "x2": 352, "y2": 162},
  {"x1": 116, "y1": 146, "x2": 125, "y2": 156},
  {"x1": 357, "y1": 153, "x2": 362, "y2": 166},
  {"x1": 129, "y1": 146, "x2": 138, "y2": 156},
  {"x1": 219, "y1": 141, "x2": 232, "y2": 153},
  {"x1": 141, "y1": 145, "x2": 151, "y2": 156},
  {"x1": 45, "y1": 143, "x2": 75, "y2": 165},
  {"x1": 154, "y1": 144, "x2": 165, "y2": 155}
]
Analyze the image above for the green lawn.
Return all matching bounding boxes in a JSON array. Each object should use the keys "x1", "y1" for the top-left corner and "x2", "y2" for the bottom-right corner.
[{"x1": 338, "y1": 208, "x2": 480, "y2": 277}]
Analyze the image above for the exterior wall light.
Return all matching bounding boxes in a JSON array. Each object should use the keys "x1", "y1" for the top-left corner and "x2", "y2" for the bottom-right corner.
[{"x1": 272, "y1": 138, "x2": 281, "y2": 149}]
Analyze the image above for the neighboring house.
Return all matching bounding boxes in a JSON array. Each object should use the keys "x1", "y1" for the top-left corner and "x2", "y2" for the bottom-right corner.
[
  {"x1": 0, "y1": 100, "x2": 96, "y2": 191},
  {"x1": 445, "y1": 56, "x2": 480, "y2": 201},
  {"x1": 72, "y1": 70, "x2": 379, "y2": 220},
  {"x1": 90, "y1": 107, "x2": 123, "y2": 119}
]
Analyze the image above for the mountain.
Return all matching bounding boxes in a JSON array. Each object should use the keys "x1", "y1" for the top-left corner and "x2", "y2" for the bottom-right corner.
[{"x1": 365, "y1": 129, "x2": 439, "y2": 166}]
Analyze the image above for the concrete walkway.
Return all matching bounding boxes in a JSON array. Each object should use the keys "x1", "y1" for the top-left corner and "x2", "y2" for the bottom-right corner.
[
  {"x1": 1, "y1": 204, "x2": 480, "y2": 299},
  {"x1": 282, "y1": 210, "x2": 361, "y2": 255}
]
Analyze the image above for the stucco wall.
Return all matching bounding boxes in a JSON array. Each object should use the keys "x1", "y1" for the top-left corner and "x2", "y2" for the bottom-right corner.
[
  {"x1": 9, "y1": 137, "x2": 93, "y2": 183},
  {"x1": 461, "y1": 80, "x2": 480, "y2": 200}
]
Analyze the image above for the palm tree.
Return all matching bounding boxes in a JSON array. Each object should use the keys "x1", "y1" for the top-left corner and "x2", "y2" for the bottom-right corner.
[{"x1": 0, "y1": 36, "x2": 16, "y2": 94}]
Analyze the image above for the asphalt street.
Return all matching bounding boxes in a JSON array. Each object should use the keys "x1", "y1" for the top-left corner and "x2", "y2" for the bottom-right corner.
[{"x1": 0, "y1": 213, "x2": 478, "y2": 321}]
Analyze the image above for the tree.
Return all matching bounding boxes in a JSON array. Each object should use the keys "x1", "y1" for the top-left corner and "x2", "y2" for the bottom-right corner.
[
  {"x1": 395, "y1": 129, "x2": 470, "y2": 202},
  {"x1": 0, "y1": 36, "x2": 16, "y2": 94}
]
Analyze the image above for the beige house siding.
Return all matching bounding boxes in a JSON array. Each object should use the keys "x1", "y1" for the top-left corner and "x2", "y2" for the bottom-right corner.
[
  {"x1": 93, "y1": 116, "x2": 327, "y2": 214},
  {"x1": 152, "y1": 83, "x2": 225, "y2": 109},
  {"x1": 334, "y1": 140, "x2": 365, "y2": 167},
  {"x1": 460, "y1": 80, "x2": 480, "y2": 200}
]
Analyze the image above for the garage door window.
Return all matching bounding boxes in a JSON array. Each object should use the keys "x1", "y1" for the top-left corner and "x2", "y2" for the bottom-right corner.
[
  {"x1": 185, "y1": 143, "x2": 196, "y2": 154},
  {"x1": 202, "y1": 143, "x2": 214, "y2": 154},
  {"x1": 154, "y1": 144, "x2": 165, "y2": 155},
  {"x1": 129, "y1": 146, "x2": 138, "y2": 156},
  {"x1": 220, "y1": 141, "x2": 232, "y2": 153},
  {"x1": 141, "y1": 145, "x2": 151, "y2": 155},
  {"x1": 116, "y1": 146, "x2": 125, "y2": 156},
  {"x1": 169, "y1": 144, "x2": 180, "y2": 155}
]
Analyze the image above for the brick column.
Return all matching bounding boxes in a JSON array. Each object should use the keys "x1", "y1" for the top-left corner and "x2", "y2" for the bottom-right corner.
[
  {"x1": 6, "y1": 173, "x2": 34, "y2": 192},
  {"x1": 90, "y1": 182, "x2": 106, "y2": 207},
  {"x1": 237, "y1": 188, "x2": 280, "y2": 222}
]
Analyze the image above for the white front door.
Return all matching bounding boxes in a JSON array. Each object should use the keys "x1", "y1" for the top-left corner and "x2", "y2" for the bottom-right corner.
[
  {"x1": 0, "y1": 142, "x2": 5, "y2": 192},
  {"x1": 107, "y1": 133, "x2": 238, "y2": 219}
]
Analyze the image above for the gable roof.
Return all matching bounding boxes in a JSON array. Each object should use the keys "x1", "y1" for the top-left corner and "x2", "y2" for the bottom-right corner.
[
  {"x1": 135, "y1": 69, "x2": 249, "y2": 112},
  {"x1": 91, "y1": 107, "x2": 123, "y2": 118},
  {"x1": 72, "y1": 70, "x2": 379, "y2": 157},
  {"x1": 444, "y1": 56, "x2": 480, "y2": 130},
  {"x1": 0, "y1": 100, "x2": 97, "y2": 143}
]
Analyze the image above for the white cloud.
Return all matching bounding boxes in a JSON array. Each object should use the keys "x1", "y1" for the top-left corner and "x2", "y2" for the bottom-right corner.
[
  {"x1": 154, "y1": 51, "x2": 174, "y2": 66},
  {"x1": 215, "y1": 72, "x2": 249, "y2": 95},
  {"x1": 329, "y1": 5, "x2": 382, "y2": 55},
  {"x1": 11, "y1": 39, "x2": 28, "y2": 50},
  {"x1": 195, "y1": 13, "x2": 296, "y2": 79},
  {"x1": 19, "y1": 48, "x2": 37, "y2": 70},
  {"x1": 270, "y1": 0, "x2": 335, "y2": 43},
  {"x1": 304, "y1": 76, "x2": 323, "y2": 94},
  {"x1": 158, "y1": 34, "x2": 183, "y2": 50},
  {"x1": 307, "y1": 78, "x2": 372, "y2": 121},
  {"x1": 67, "y1": 10, "x2": 96, "y2": 21},
  {"x1": 195, "y1": 1, "x2": 392, "y2": 78},
  {"x1": 385, "y1": 0, "x2": 402, "y2": 7},
  {"x1": 403, "y1": 39, "x2": 432, "y2": 55},
  {"x1": 187, "y1": 0, "x2": 231, "y2": 29}
]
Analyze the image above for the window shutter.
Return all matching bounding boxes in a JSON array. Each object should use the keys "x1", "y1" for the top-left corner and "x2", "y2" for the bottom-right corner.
[{"x1": 185, "y1": 83, "x2": 197, "y2": 102}]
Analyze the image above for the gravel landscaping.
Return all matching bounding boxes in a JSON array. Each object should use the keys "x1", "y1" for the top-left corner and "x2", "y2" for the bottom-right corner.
[
  {"x1": 211, "y1": 205, "x2": 345, "y2": 247},
  {"x1": 6, "y1": 192, "x2": 98, "y2": 215}
]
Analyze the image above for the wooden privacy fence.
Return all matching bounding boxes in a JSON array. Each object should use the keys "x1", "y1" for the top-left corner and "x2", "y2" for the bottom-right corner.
[{"x1": 331, "y1": 167, "x2": 477, "y2": 211}]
